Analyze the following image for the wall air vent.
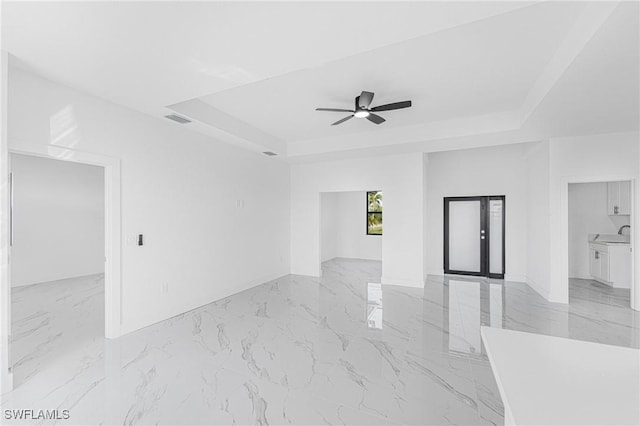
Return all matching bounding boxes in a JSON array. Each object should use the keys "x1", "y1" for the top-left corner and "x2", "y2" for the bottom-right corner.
[
  {"x1": 262, "y1": 151, "x2": 277, "y2": 156},
  {"x1": 164, "y1": 114, "x2": 192, "y2": 124}
]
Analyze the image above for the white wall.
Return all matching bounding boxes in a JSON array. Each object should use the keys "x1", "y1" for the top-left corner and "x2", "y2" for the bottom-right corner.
[
  {"x1": 636, "y1": 133, "x2": 640, "y2": 311},
  {"x1": 291, "y1": 153, "x2": 425, "y2": 287},
  {"x1": 320, "y1": 192, "x2": 339, "y2": 262},
  {"x1": 320, "y1": 191, "x2": 382, "y2": 262},
  {"x1": 525, "y1": 141, "x2": 551, "y2": 300},
  {"x1": 568, "y1": 182, "x2": 630, "y2": 279},
  {"x1": 10, "y1": 153, "x2": 105, "y2": 286},
  {"x1": 8, "y1": 66, "x2": 290, "y2": 335},
  {"x1": 1, "y1": 49, "x2": 13, "y2": 392},
  {"x1": 425, "y1": 143, "x2": 529, "y2": 281},
  {"x1": 549, "y1": 132, "x2": 639, "y2": 303}
]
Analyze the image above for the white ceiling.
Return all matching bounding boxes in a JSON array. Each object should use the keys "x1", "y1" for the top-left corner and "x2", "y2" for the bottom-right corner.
[
  {"x1": 3, "y1": 1, "x2": 638, "y2": 161},
  {"x1": 198, "y1": 2, "x2": 584, "y2": 143},
  {"x1": 522, "y1": 2, "x2": 640, "y2": 137}
]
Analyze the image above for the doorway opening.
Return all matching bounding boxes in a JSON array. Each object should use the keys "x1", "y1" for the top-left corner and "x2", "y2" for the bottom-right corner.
[
  {"x1": 320, "y1": 190, "x2": 383, "y2": 277},
  {"x1": 443, "y1": 196, "x2": 505, "y2": 279},
  {"x1": 568, "y1": 181, "x2": 633, "y2": 307},
  {"x1": 1, "y1": 146, "x2": 122, "y2": 392},
  {"x1": 9, "y1": 153, "x2": 105, "y2": 388}
]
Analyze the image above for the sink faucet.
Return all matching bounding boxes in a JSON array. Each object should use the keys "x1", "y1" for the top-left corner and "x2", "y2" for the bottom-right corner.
[{"x1": 618, "y1": 225, "x2": 631, "y2": 235}]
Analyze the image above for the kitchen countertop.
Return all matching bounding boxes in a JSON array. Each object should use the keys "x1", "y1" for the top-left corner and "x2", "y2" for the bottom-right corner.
[
  {"x1": 481, "y1": 327, "x2": 640, "y2": 426},
  {"x1": 589, "y1": 240, "x2": 630, "y2": 246},
  {"x1": 588, "y1": 233, "x2": 630, "y2": 246}
]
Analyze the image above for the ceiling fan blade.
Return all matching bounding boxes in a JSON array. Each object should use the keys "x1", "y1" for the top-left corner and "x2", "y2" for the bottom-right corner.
[
  {"x1": 366, "y1": 113, "x2": 386, "y2": 125},
  {"x1": 371, "y1": 100, "x2": 412, "y2": 112},
  {"x1": 359, "y1": 91, "x2": 374, "y2": 109},
  {"x1": 316, "y1": 108, "x2": 355, "y2": 113},
  {"x1": 331, "y1": 115, "x2": 354, "y2": 126}
]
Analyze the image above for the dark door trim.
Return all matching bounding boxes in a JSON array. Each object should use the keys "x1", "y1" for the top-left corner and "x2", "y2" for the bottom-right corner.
[
  {"x1": 443, "y1": 196, "x2": 505, "y2": 279},
  {"x1": 443, "y1": 196, "x2": 487, "y2": 277},
  {"x1": 487, "y1": 196, "x2": 506, "y2": 279}
]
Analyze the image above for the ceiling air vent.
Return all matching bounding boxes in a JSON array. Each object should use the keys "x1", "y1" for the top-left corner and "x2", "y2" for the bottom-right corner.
[
  {"x1": 262, "y1": 151, "x2": 277, "y2": 156},
  {"x1": 164, "y1": 114, "x2": 192, "y2": 124}
]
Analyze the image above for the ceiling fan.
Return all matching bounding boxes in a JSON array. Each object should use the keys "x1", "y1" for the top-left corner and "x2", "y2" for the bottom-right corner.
[{"x1": 316, "y1": 91, "x2": 412, "y2": 126}]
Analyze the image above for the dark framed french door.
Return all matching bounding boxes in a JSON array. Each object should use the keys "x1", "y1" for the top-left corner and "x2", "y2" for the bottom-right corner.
[{"x1": 444, "y1": 196, "x2": 505, "y2": 279}]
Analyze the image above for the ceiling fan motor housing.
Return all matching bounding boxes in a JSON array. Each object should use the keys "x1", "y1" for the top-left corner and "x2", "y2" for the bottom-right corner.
[
  {"x1": 315, "y1": 90, "x2": 412, "y2": 126},
  {"x1": 354, "y1": 96, "x2": 370, "y2": 118}
]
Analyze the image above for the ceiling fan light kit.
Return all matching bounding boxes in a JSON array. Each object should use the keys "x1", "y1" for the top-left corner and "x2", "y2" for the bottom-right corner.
[{"x1": 316, "y1": 90, "x2": 412, "y2": 126}]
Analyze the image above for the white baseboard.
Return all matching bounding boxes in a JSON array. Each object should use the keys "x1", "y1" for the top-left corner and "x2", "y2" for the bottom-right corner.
[
  {"x1": 381, "y1": 276, "x2": 424, "y2": 288},
  {"x1": 290, "y1": 268, "x2": 321, "y2": 278},
  {"x1": 526, "y1": 275, "x2": 570, "y2": 304},
  {"x1": 524, "y1": 276, "x2": 551, "y2": 301},
  {"x1": 504, "y1": 274, "x2": 526, "y2": 282},
  {"x1": 569, "y1": 274, "x2": 593, "y2": 280},
  {"x1": 12, "y1": 272, "x2": 105, "y2": 288},
  {"x1": 121, "y1": 270, "x2": 289, "y2": 336}
]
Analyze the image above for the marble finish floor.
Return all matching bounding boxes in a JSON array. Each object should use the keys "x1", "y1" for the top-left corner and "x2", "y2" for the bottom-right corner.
[{"x1": 2, "y1": 260, "x2": 639, "y2": 425}]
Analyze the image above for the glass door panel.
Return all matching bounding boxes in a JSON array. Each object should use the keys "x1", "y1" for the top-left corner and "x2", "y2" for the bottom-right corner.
[
  {"x1": 447, "y1": 200, "x2": 482, "y2": 273},
  {"x1": 444, "y1": 196, "x2": 505, "y2": 279},
  {"x1": 489, "y1": 199, "x2": 504, "y2": 276}
]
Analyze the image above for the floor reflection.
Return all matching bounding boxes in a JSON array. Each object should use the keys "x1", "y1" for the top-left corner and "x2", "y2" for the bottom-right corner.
[
  {"x1": 4, "y1": 259, "x2": 638, "y2": 426},
  {"x1": 446, "y1": 279, "x2": 504, "y2": 358},
  {"x1": 366, "y1": 283, "x2": 383, "y2": 329},
  {"x1": 418, "y1": 273, "x2": 638, "y2": 358}
]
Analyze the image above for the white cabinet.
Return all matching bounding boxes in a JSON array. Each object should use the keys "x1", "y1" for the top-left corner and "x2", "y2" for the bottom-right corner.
[
  {"x1": 589, "y1": 248, "x2": 609, "y2": 283},
  {"x1": 589, "y1": 242, "x2": 631, "y2": 288},
  {"x1": 607, "y1": 181, "x2": 631, "y2": 215},
  {"x1": 589, "y1": 249, "x2": 598, "y2": 278},
  {"x1": 600, "y1": 251, "x2": 610, "y2": 283}
]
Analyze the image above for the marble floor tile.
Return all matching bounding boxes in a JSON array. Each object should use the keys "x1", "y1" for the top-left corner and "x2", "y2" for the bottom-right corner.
[{"x1": 2, "y1": 260, "x2": 638, "y2": 425}]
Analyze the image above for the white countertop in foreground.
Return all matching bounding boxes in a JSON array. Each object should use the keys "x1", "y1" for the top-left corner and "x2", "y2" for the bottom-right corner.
[{"x1": 480, "y1": 327, "x2": 640, "y2": 426}]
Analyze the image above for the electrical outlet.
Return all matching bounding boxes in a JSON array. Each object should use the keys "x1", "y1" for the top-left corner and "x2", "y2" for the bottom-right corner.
[
  {"x1": 236, "y1": 199, "x2": 244, "y2": 209},
  {"x1": 162, "y1": 282, "x2": 169, "y2": 293}
]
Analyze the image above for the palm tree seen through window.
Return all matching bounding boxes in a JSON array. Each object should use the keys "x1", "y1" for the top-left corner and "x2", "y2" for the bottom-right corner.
[{"x1": 367, "y1": 191, "x2": 383, "y2": 235}]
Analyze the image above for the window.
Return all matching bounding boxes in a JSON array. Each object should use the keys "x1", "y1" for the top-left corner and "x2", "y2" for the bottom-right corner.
[{"x1": 367, "y1": 191, "x2": 383, "y2": 235}]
